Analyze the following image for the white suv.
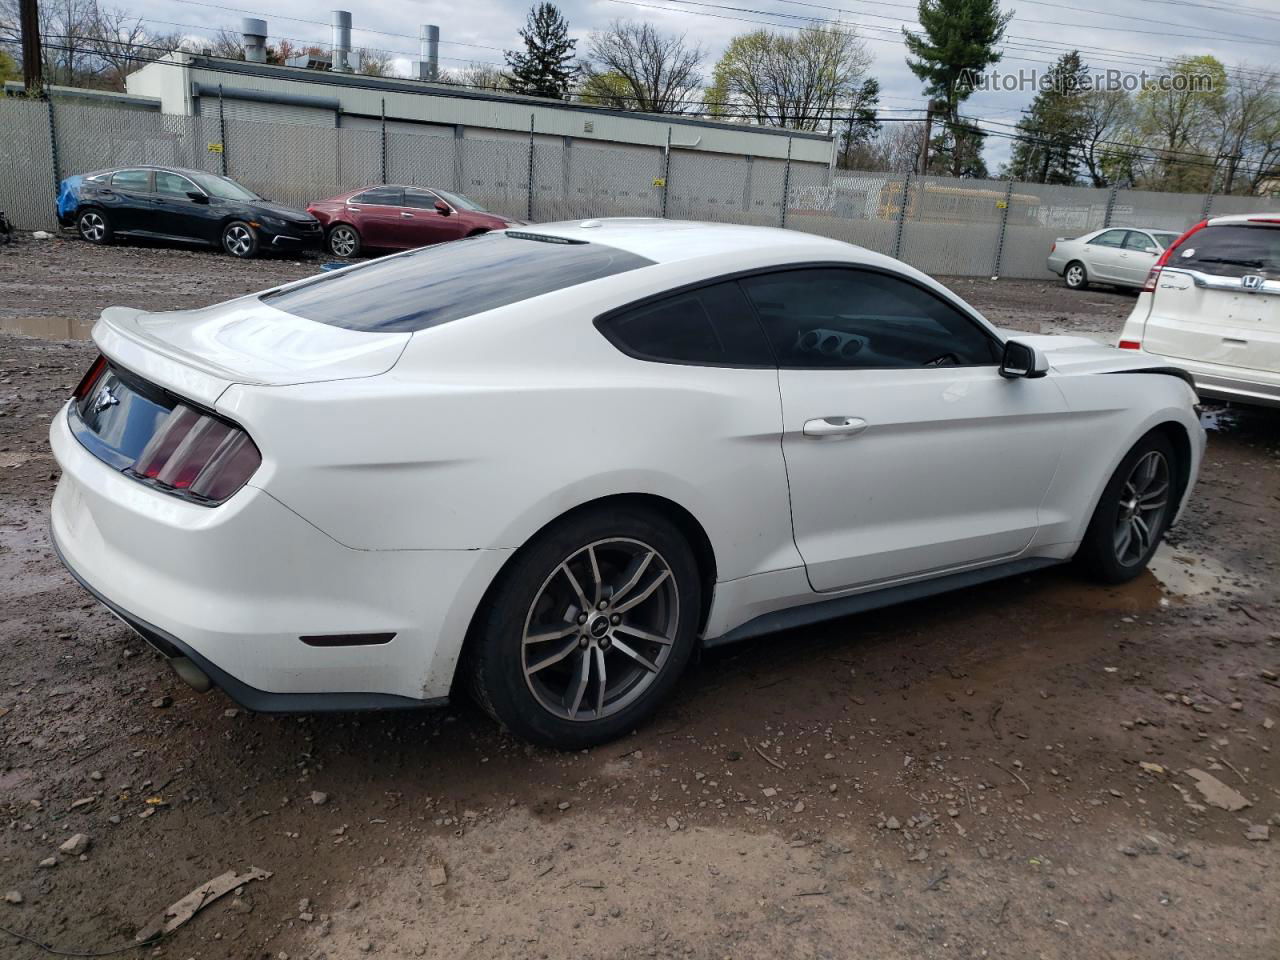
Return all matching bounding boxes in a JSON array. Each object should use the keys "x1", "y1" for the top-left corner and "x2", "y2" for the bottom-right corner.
[{"x1": 1118, "y1": 214, "x2": 1280, "y2": 408}]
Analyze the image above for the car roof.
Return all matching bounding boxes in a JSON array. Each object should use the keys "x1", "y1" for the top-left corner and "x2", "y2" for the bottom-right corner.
[
  {"x1": 85, "y1": 165, "x2": 218, "y2": 179},
  {"x1": 518, "y1": 218, "x2": 864, "y2": 267}
]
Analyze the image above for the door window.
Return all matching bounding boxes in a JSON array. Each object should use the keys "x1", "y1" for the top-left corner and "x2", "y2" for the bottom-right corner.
[
  {"x1": 154, "y1": 171, "x2": 198, "y2": 197},
  {"x1": 1087, "y1": 229, "x2": 1126, "y2": 247},
  {"x1": 597, "y1": 281, "x2": 774, "y2": 367},
  {"x1": 1123, "y1": 231, "x2": 1157, "y2": 253},
  {"x1": 111, "y1": 169, "x2": 151, "y2": 191},
  {"x1": 403, "y1": 189, "x2": 443, "y2": 210},
  {"x1": 739, "y1": 268, "x2": 1001, "y2": 369},
  {"x1": 350, "y1": 186, "x2": 403, "y2": 206}
]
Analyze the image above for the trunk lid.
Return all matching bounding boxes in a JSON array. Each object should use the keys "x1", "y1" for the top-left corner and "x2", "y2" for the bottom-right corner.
[
  {"x1": 94, "y1": 296, "x2": 410, "y2": 406},
  {"x1": 1140, "y1": 222, "x2": 1280, "y2": 375}
]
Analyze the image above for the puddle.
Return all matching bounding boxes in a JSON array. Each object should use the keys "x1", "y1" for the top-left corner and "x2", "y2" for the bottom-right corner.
[
  {"x1": 1199, "y1": 405, "x2": 1238, "y2": 433},
  {"x1": 0, "y1": 314, "x2": 94, "y2": 340},
  {"x1": 1148, "y1": 544, "x2": 1253, "y2": 600}
]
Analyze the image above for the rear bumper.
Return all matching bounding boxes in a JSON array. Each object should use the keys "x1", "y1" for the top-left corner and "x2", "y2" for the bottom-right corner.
[
  {"x1": 1124, "y1": 351, "x2": 1280, "y2": 409},
  {"x1": 49, "y1": 404, "x2": 510, "y2": 708}
]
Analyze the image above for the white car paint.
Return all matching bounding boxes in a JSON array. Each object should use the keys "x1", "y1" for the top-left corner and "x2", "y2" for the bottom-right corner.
[
  {"x1": 1047, "y1": 226, "x2": 1182, "y2": 289},
  {"x1": 1118, "y1": 213, "x2": 1280, "y2": 408},
  {"x1": 49, "y1": 219, "x2": 1205, "y2": 712}
]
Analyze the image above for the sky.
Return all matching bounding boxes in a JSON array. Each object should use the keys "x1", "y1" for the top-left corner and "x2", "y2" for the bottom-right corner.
[{"x1": 126, "y1": 0, "x2": 1280, "y2": 171}]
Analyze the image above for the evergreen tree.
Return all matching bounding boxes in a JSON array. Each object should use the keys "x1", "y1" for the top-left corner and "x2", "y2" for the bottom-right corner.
[
  {"x1": 1005, "y1": 52, "x2": 1090, "y2": 184},
  {"x1": 903, "y1": 0, "x2": 1011, "y2": 176},
  {"x1": 505, "y1": 3, "x2": 579, "y2": 100}
]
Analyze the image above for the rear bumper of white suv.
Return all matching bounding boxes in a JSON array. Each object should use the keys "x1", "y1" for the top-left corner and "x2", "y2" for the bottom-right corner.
[{"x1": 1119, "y1": 350, "x2": 1280, "y2": 409}]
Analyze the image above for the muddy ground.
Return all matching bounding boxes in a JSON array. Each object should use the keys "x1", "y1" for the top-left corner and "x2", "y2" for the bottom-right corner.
[{"x1": 0, "y1": 233, "x2": 1277, "y2": 960}]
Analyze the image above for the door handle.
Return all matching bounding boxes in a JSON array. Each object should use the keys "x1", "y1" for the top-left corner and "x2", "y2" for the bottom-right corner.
[
  {"x1": 400, "y1": 212, "x2": 414, "y2": 218},
  {"x1": 802, "y1": 416, "x2": 868, "y2": 438}
]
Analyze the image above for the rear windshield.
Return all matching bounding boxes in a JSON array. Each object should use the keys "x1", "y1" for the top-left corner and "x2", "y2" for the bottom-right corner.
[
  {"x1": 262, "y1": 233, "x2": 653, "y2": 332},
  {"x1": 1172, "y1": 224, "x2": 1280, "y2": 279}
]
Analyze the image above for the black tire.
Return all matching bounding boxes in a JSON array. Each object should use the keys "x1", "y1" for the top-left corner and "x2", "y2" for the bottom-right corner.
[
  {"x1": 327, "y1": 223, "x2": 361, "y2": 258},
  {"x1": 221, "y1": 220, "x2": 259, "y2": 258},
  {"x1": 1064, "y1": 260, "x2": 1088, "y2": 290},
  {"x1": 468, "y1": 505, "x2": 701, "y2": 749},
  {"x1": 77, "y1": 208, "x2": 111, "y2": 245},
  {"x1": 1075, "y1": 432, "x2": 1178, "y2": 584}
]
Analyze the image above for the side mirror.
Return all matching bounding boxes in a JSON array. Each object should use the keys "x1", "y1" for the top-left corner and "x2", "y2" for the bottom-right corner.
[
  {"x1": 999, "y1": 339, "x2": 1049, "y2": 379},
  {"x1": 434, "y1": 200, "x2": 451, "y2": 215},
  {"x1": 186, "y1": 191, "x2": 209, "y2": 204}
]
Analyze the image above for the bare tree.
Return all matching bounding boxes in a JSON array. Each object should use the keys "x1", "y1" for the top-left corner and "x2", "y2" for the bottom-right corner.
[
  {"x1": 1078, "y1": 87, "x2": 1132, "y2": 187},
  {"x1": 447, "y1": 61, "x2": 508, "y2": 91},
  {"x1": 355, "y1": 46, "x2": 393, "y2": 77},
  {"x1": 583, "y1": 21, "x2": 701, "y2": 114},
  {"x1": 1212, "y1": 67, "x2": 1280, "y2": 194},
  {"x1": 203, "y1": 27, "x2": 247, "y2": 60},
  {"x1": 90, "y1": 6, "x2": 181, "y2": 89},
  {"x1": 709, "y1": 25, "x2": 871, "y2": 131}
]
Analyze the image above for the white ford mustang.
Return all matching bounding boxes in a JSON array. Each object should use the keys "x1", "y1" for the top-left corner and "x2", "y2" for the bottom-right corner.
[{"x1": 50, "y1": 220, "x2": 1204, "y2": 747}]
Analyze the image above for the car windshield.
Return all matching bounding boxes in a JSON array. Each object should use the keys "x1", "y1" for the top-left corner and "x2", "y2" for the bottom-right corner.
[
  {"x1": 189, "y1": 173, "x2": 260, "y2": 201},
  {"x1": 260, "y1": 232, "x2": 654, "y2": 332},
  {"x1": 435, "y1": 189, "x2": 487, "y2": 213},
  {"x1": 1152, "y1": 232, "x2": 1179, "y2": 248},
  {"x1": 1172, "y1": 224, "x2": 1280, "y2": 279}
]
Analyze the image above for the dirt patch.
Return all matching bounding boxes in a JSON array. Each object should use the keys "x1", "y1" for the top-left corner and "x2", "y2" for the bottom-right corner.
[{"x1": 0, "y1": 239, "x2": 1277, "y2": 960}]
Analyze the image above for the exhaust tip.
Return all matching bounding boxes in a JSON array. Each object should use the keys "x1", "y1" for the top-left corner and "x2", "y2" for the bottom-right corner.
[{"x1": 170, "y1": 656, "x2": 213, "y2": 693}]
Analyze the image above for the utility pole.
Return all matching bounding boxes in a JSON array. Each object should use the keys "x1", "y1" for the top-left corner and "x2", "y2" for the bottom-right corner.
[
  {"x1": 20, "y1": 0, "x2": 43, "y2": 96},
  {"x1": 919, "y1": 98, "x2": 944, "y2": 175}
]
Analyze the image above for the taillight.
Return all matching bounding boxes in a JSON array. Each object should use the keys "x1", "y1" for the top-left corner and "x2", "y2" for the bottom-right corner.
[
  {"x1": 1143, "y1": 218, "x2": 1209, "y2": 293},
  {"x1": 72, "y1": 354, "x2": 107, "y2": 400},
  {"x1": 1118, "y1": 339, "x2": 1141, "y2": 350},
  {"x1": 131, "y1": 404, "x2": 261, "y2": 503},
  {"x1": 1050, "y1": 242, "x2": 1056, "y2": 253}
]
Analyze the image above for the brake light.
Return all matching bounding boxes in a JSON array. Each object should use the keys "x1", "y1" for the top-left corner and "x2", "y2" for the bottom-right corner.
[
  {"x1": 1118, "y1": 339, "x2": 1141, "y2": 350},
  {"x1": 1050, "y1": 242, "x2": 1056, "y2": 253},
  {"x1": 1247, "y1": 217, "x2": 1280, "y2": 224},
  {"x1": 71, "y1": 354, "x2": 107, "y2": 400},
  {"x1": 131, "y1": 404, "x2": 261, "y2": 503},
  {"x1": 1143, "y1": 219, "x2": 1209, "y2": 292}
]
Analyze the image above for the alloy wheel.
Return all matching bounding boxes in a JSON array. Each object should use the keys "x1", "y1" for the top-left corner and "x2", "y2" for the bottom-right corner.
[
  {"x1": 79, "y1": 212, "x2": 104, "y2": 242},
  {"x1": 1066, "y1": 264, "x2": 1084, "y2": 287},
  {"x1": 224, "y1": 225, "x2": 253, "y2": 257},
  {"x1": 522, "y1": 538, "x2": 679, "y2": 722},
  {"x1": 330, "y1": 227, "x2": 357, "y2": 257},
  {"x1": 1113, "y1": 450, "x2": 1170, "y2": 566}
]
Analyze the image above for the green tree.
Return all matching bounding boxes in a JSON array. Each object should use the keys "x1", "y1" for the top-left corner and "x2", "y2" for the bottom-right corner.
[
  {"x1": 1133, "y1": 54, "x2": 1226, "y2": 192},
  {"x1": 0, "y1": 48, "x2": 18, "y2": 82},
  {"x1": 578, "y1": 70, "x2": 636, "y2": 109},
  {"x1": 1004, "y1": 51, "x2": 1090, "y2": 184},
  {"x1": 903, "y1": 0, "x2": 1012, "y2": 176},
  {"x1": 505, "y1": 3, "x2": 578, "y2": 100},
  {"x1": 837, "y1": 78, "x2": 882, "y2": 169},
  {"x1": 709, "y1": 25, "x2": 872, "y2": 131}
]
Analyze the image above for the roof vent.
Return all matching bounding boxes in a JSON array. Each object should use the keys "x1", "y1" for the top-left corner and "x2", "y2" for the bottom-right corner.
[
  {"x1": 414, "y1": 25, "x2": 440, "y2": 81},
  {"x1": 241, "y1": 18, "x2": 268, "y2": 63},
  {"x1": 331, "y1": 10, "x2": 353, "y2": 73}
]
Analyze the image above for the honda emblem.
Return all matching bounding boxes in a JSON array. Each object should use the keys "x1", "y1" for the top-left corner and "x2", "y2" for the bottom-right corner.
[{"x1": 1241, "y1": 273, "x2": 1265, "y2": 292}]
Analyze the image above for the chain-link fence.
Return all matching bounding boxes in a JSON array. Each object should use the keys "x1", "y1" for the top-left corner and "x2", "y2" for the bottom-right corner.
[{"x1": 6, "y1": 96, "x2": 1280, "y2": 278}]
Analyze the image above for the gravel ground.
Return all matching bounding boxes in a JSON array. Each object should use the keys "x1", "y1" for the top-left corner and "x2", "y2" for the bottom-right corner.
[{"x1": 0, "y1": 233, "x2": 1277, "y2": 960}]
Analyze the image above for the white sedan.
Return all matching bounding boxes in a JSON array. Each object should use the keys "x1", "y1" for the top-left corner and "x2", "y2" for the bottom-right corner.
[
  {"x1": 1048, "y1": 226, "x2": 1183, "y2": 290},
  {"x1": 1118, "y1": 213, "x2": 1280, "y2": 407},
  {"x1": 50, "y1": 220, "x2": 1204, "y2": 747}
]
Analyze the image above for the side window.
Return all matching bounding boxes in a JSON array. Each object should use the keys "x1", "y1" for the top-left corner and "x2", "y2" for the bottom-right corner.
[
  {"x1": 351, "y1": 186, "x2": 403, "y2": 206},
  {"x1": 111, "y1": 169, "x2": 151, "y2": 191},
  {"x1": 597, "y1": 281, "x2": 774, "y2": 367},
  {"x1": 738, "y1": 268, "x2": 1000, "y2": 370},
  {"x1": 1123, "y1": 231, "x2": 1157, "y2": 253},
  {"x1": 154, "y1": 171, "x2": 197, "y2": 197},
  {"x1": 403, "y1": 188, "x2": 442, "y2": 210},
  {"x1": 1088, "y1": 229, "x2": 1126, "y2": 247}
]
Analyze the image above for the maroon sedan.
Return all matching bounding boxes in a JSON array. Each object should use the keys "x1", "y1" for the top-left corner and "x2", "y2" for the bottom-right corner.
[{"x1": 307, "y1": 185, "x2": 521, "y2": 258}]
